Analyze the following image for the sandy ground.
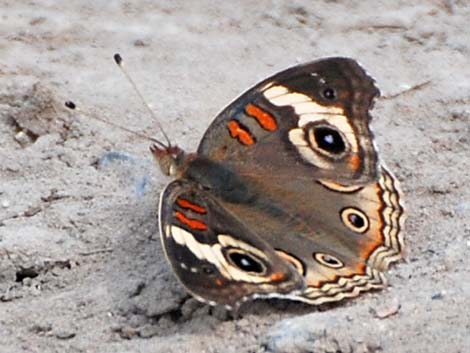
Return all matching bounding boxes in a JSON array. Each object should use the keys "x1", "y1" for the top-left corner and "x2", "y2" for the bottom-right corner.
[{"x1": 1, "y1": 1, "x2": 469, "y2": 352}]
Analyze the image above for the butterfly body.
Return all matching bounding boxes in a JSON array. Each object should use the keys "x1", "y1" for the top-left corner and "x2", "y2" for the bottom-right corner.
[{"x1": 153, "y1": 57, "x2": 405, "y2": 308}]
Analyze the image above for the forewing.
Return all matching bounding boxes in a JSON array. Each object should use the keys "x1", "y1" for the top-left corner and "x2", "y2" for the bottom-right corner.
[{"x1": 198, "y1": 57, "x2": 380, "y2": 185}]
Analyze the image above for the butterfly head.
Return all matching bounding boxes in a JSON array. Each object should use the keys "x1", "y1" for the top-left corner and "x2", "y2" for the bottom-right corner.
[{"x1": 150, "y1": 144, "x2": 188, "y2": 177}]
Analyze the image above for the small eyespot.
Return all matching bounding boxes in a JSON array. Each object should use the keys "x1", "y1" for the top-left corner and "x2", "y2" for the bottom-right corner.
[
  {"x1": 341, "y1": 207, "x2": 369, "y2": 233},
  {"x1": 322, "y1": 87, "x2": 336, "y2": 100},
  {"x1": 313, "y1": 253, "x2": 344, "y2": 269},
  {"x1": 227, "y1": 250, "x2": 265, "y2": 274},
  {"x1": 202, "y1": 265, "x2": 214, "y2": 275},
  {"x1": 312, "y1": 127, "x2": 346, "y2": 154}
]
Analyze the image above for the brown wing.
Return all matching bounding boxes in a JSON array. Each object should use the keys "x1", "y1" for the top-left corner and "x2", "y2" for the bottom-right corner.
[
  {"x1": 158, "y1": 179, "x2": 304, "y2": 308},
  {"x1": 213, "y1": 166, "x2": 405, "y2": 304},
  {"x1": 198, "y1": 57, "x2": 380, "y2": 185},
  {"x1": 189, "y1": 58, "x2": 405, "y2": 305}
]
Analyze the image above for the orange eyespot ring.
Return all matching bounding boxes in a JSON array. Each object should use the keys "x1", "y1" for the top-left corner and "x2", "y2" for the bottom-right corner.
[
  {"x1": 340, "y1": 207, "x2": 369, "y2": 233},
  {"x1": 313, "y1": 252, "x2": 344, "y2": 269}
]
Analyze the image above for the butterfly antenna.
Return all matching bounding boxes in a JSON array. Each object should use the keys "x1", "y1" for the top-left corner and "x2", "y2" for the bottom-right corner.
[
  {"x1": 113, "y1": 53, "x2": 172, "y2": 148},
  {"x1": 381, "y1": 79, "x2": 432, "y2": 100},
  {"x1": 64, "y1": 101, "x2": 167, "y2": 149}
]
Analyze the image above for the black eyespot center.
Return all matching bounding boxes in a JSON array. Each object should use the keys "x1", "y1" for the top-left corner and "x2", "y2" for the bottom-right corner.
[
  {"x1": 340, "y1": 207, "x2": 369, "y2": 233},
  {"x1": 313, "y1": 127, "x2": 346, "y2": 154},
  {"x1": 322, "y1": 87, "x2": 336, "y2": 100},
  {"x1": 228, "y1": 251, "x2": 264, "y2": 274},
  {"x1": 314, "y1": 252, "x2": 344, "y2": 268},
  {"x1": 348, "y1": 213, "x2": 365, "y2": 228},
  {"x1": 323, "y1": 255, "x2": 340, "y2": 266}
]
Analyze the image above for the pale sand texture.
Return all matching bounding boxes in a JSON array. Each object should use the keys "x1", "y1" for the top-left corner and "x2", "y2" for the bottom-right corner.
[{"x1": 1, "y1": 1, "x2": 469, "y2": 352}]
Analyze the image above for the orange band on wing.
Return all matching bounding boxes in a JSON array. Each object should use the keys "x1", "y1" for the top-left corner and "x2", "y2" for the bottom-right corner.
[
  {"x1": 245, "y1": 104, "x2": 277, "y2": 131},
  {"x1": 174, "y1": 212, "x2": 208, "y2": 231},
  {"x1": 176, "y1": 198, "x2": 207, "y2": 214},
  {"x1": 349, "y1": 154, "x2": 361, "y2": 172},
  {"x1": 227, "y1": 120, "x2": 255, "y2": 145}
]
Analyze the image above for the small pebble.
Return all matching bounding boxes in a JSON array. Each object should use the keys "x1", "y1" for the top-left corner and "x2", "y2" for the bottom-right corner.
[
  {"x1": 118, "y1": 326, "x2": 139, "y2": 339},
  {"x1": 54, "y1": 329, "x2": 76, "y2": 340},
  {"x1": 14, "y1": 130, "x2": 33, "y2": 146},
  {"x1": 134, "y1": 39, "x2": 148, "y2": 47},
  {"x1": 24, "y1": 206, "x2": 41, "y2": 217},
  {"x1": 30, "y1": 323, "x2": 52, "y2": 334},
  {"x1": 431, "y1": 291, "x2": 445, "y2": 300},
  {"x1": 371, "y1": 298, "x2": 401, "y2": 319},
  {"x1": 138, "y1": 324, "x2": 160, "y2": 338},
  {"x1": 180, "y1": 298, "x2": 203, "y2": 318}
]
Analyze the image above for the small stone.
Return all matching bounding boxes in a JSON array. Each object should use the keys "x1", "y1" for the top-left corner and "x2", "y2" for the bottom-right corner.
[
  {"x1": 133, "y1": 39, "x2": 148, "y2": 47},
  {"x1": 156, "y1": 317, "x2": 173, "y2": 330},
  {"x1": 54, "y1": 329, "x2": 76, "y2": 340},
  {"x1": 371, "y1": 298, "x2": 401, "y2": 319},
  {"x1": 29, "y1": 16, "x2": 46, "y2": 26},
  {"x1": 4, "y1": 160, "x2": 21, "y2": 173},
  {"x1": 431, "y1": 291, "x2": 445, "y2": 300},
  {"x1": 430, "y1": 184, "x2": 451, "y2": 194},
  {"x1": 180, "y1": 298, "x2": 203, "y2": 318},
  {"x1": 14, "y1": 130, "x2": 33, "y2": 146},
  {"x1": 110, "y1": 324, "x2": 123, "y2": 333},
  {"x1": 138, "y1": 324, "x2": 160, "y2": 338},
  {"x1": 1, "y1": 200, "x2": 10, "y2": 208},
  {"x1": 30, "y1": 323, "x2": 52, "y2": 334},
  {"x1": 24, "y1": 206, "x2": 42, "y2": 217},
  {"x1": 118, "y1": 326, "x2": 139, "y2": 339},
  {"x1": 440, "y1": 209, "x2": 455, "y2": 218},
  {"x1": 127, "y1": 313, "x2": 146, "y2": 328},
  {"x1": 210, "y1": 305, "x2": 232, "y2": 321}
]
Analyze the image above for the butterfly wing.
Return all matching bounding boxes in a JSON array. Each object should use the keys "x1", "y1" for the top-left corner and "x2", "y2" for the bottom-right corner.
[
  {"x1": 198, "y1": 57, "x2": 380, "y2": 185},
  {"x1": 295, "y1": 166, "x2": 405, "y2": 304},
  {"x1": 213, "y1": 166, "x2": 405, "y2": 304},
  {"x1": 190, "y1": 58, "x2": 405, "y2": 305},
  {"x1": 158, "y1": 180, "x2": 304, "y2": 308}
]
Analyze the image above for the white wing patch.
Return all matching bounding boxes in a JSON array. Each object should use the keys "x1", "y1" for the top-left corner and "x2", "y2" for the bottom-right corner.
[
  {"x1": 263, "y1": 85, "x2": 343, "y2": 116},
  {"x1": 263, "y1": 85, "x2": 358, "y2": 166},
  {"x1": 169, "y1": 225, "x2": 271, "y2": 283}
]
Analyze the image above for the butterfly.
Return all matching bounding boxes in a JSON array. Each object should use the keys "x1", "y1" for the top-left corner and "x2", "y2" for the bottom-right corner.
[{"x1": 150, "y1": 57, "x2": 405, "y2": 309}]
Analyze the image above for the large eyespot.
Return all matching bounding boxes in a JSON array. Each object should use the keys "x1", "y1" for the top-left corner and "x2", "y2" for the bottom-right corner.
[
  {"x1": 313, "y1": 252, "x2": 344, "y2": 269},
  {"x1": 341, "y1": 207, "x2": 369, "y2": 233},
  {"x1": 227, "y1": 250, "x2": 266, "y2": 274},
  {"x1": 322, "y1": 87, "x2": 336, "y2": 100},
  {"x1": 309, "y1": 126, "x2": 346, "y2": 155}
]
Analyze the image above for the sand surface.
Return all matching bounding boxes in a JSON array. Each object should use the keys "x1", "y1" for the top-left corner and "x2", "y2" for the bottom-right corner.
[{"x1": 1, "y1": 1, "x2": 469, "y2": 352}]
